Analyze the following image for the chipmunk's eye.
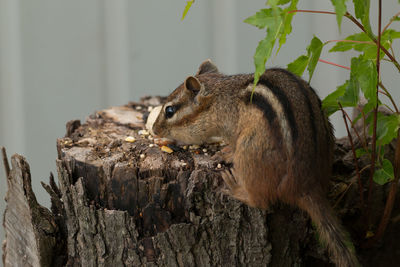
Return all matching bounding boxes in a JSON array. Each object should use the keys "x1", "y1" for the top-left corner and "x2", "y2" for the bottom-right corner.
[{"x1": 165, "y1": 105, "x2": 176, "y2": 119}]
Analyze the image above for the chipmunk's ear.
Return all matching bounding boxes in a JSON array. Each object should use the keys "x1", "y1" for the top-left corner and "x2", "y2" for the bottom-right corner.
[
  {"x1": 184, "y1": 76, "x2": 202, "y2": 95},
  {"x1": 196, "y1": 59, "x2": 219, "y2": 75}
]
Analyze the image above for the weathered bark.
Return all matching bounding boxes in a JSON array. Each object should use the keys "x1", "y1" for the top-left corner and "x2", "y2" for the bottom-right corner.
[
  {"x1": 2, "y1": 153, "x2": 63, "y2": 266},
  {"x1": 2, "y1": 97, "x2": 400, "y2": 266}
]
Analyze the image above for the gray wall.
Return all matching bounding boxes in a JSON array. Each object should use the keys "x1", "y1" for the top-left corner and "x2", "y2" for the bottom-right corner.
[{"x1": 0, "y1": 0, "x2": 399, "y2": 245}]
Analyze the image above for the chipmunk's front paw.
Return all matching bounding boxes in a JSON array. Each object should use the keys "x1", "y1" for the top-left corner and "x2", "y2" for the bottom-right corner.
[
  {"x1": 211, "y1": 146, "x2": 233, "y2": 164},
  {"x1": 221, "y1": 169, "x2": 238, "y2": 192},
  {"x1": 220, "y1": 169, "x2": 251, "y2": 205}
]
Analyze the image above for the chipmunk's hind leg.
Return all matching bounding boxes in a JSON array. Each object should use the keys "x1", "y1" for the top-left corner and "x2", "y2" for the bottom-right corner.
[{"x1": 221, "y1": 169, "x2": 251, "y2": 206}]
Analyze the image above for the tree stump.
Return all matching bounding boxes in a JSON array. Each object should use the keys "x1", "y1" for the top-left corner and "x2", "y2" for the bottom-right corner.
[{"x1": 2, "y1": 97, "x2": 400, "y2": 266}]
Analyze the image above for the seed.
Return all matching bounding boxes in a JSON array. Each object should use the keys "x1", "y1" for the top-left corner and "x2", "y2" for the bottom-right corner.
[
  {"x1": 161, "y1": 146, "x2": 173, "y2": 154},
  {"x1": 125, "y1": 136, "x2": 136, "y2": 143},
  {"x1": 138, "y1": 129, "x2": 150, "y2": 136}
]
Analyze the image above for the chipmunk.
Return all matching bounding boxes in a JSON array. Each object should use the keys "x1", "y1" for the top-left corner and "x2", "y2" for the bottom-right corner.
[{"x1": 151, "y1": 59, "x2": 359, "y2": 267}]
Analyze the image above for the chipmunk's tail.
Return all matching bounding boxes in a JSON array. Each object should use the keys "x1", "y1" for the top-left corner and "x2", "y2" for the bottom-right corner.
[{"x1": 297, "y1": 194, "x2": 360, "y2": 267}]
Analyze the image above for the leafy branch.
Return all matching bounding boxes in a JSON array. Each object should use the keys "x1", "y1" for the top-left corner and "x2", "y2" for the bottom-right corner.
[
  {"x1": 182, "y1": 0, "x2": 400, "y2": 246},
  {"x1": 245, "y1": 0, "x2": 400, "y2": 245}
]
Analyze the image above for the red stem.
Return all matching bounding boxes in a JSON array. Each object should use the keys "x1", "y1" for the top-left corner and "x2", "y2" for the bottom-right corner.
[
  {"x1": 318, "y1": 59, "x2": 350, "y2": 70},
  {"x1": 288, "y1": 9, "x2": 336, "y2": 15},
  {"x1": 288, "y1": 9, "x2": 400, "y2": 72},
  {"x1": 325, "y1": 39, "x2": 374, "y2": 45},
  {"x1": 365, "y1": 0, "x2": 382, "y2": 237}
]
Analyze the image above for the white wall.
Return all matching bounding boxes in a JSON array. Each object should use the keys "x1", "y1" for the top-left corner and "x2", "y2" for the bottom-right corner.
[{"x1": 0, "y1": 0, "x2": 399, "y2": 246}]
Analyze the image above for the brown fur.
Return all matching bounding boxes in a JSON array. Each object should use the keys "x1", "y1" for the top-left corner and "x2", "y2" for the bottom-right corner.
[{"x1": 152, "y1": 60, "x2": 359, "y2": 266}]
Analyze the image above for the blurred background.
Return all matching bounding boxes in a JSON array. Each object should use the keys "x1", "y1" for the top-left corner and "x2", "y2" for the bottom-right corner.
[{"x1": 0, "y1": 0, "x2": 399, "y2": 244}]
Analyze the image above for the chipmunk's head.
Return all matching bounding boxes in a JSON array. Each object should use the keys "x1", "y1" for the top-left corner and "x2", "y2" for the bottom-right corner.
[{"x1": 152, "y1": 59, "x2": 223, "y2": 145}]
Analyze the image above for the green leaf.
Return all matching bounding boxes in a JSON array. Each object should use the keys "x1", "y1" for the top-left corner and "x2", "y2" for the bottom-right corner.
[
  {"x1": 253, "y1": 32, "x2": 277, "y2": 85},
  {"x1": 352, "y1": 0, "x2": 372, "y2": 35},
  {"x1": 373, "y1": 159, "x2": 394, "y2": 185},
  {"x1": 351, "y1": 57, "x2": 377, "y2": 105},
  {"x1": 322, "y1": 79, "x2": 359, "y2": 116},
  {"x1": 330, "y1": 30, "x2": 400, "y2": 60},
  {"x1": 244, "y1": 8, "x2": 282, "y2": 29},
  {"x1": 330, "y1": 0, "x2": 348, "y2": 30},
  {"x1": 248, "y1": 7, "x2": 284, "y2": 86},
  {"x1": 307, "y1": 36, "x2": 323, "y2": 82},
  {"x1": 352, "y1": 100, "x2": 375, "y2": 125},
  {"x1": 382, "y1": 29, "x2": 400, "y2": 47},
  {"x1": 329, "y1": 32, "x2": 378, "y2": 59},
  {"x1": 376, "y1": 114, "x2": 400, "y2": 146},
  {"x1": 278, "y1": 0, "x2": 299, "y2": 51},
  {"x1": 277, "y1": 0, "x2": 291, "y2": 4},
  {"x1": 339, "y1": 79, "x2": 359, "y2": 107},
  {"x1": 329, "y1": 32, "x2": 370, "y2": 52},
  {"x1": 356, "y1": 148, "x2": 370, "y2": 157},
  {"x1": 268, "y1": 0, "x2": 281, "y2": 6},
  {"x1": 287, "y1": 55, "x2": 309, "y2": 76},
  {"x1": 181, "y1": 1, "x2": 194, "y2": 21},
  {"x1": 322, "y1": 83, "x2": 345, "y2": 116}
]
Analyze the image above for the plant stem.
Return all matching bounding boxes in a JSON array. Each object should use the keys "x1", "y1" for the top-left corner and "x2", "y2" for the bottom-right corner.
[
  {"x1": 289, "y1": 9, "x2": 400, "y2": 71},
  {"x1": 366, "y1": 132, "x2": 400, "y2": 247},
  {"x1": 325, "y1": 39, "x2": 375, "y2": 46},
  {"x1": 318, "y1": 58, "x2": 350, "y2": 70},
  {"x1": 366, "y1": 0, "x2": 382, "y2": 234},
  {"x1": 288, "y1": 9, "x2": 336, "y2": 15},
  {"x1": 339, "y1": 103, "x2": 364, "y2": 206},
  {"x1": 366, "y1": 4, "x2": 400, "y2": 245},
  {"x1": 356, "y1": 106, "x2": 369, "y2": 152},
  {"x1": 379, "y1": 82, "x2": 399, "y2": 113},
  {"x1": 382, "y1": 10, "x2": 400, "y2": 33},
  {"x1": 344, "y1": 12, "x2": 400, "y2": 72}
]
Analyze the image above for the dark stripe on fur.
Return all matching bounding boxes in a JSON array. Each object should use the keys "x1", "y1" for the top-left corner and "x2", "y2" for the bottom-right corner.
[
  {"x1": 244, "y1": 92, "x2": 277, "y2": 128},
  {"x1": 256, "y1": 77, "x2": 299, "y2": 143},
  {"x1": 269, "y1": 68, "x2": 317, "y2": 149}
]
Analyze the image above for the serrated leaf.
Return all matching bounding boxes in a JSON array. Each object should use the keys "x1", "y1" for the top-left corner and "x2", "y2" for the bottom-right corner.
[
  {"x1": 181, "y1": 1, "x2": 194, "y2": 21},
  {"x1": 376, "y1": 114, "x2": 400, "y2": 146},
  {"x1": 329, "y1": 32, "x2": 370, "y2": 52},
  {"x1": 339, "y1": 79, "x2": 359, "y2": 107},
  {"x1": 373, "y1": 159, "x2": 394, "y2": 185},
  {"x1": 244, "y1": 8, "x2": 282, "y2": 29},
  {"x1": 329, "y1": 32, "x2": 378, "y2": 59},
  {"x1": 351, "y1": 57, "x2": 377, "y2": 105},
  {"x1": 249, "y1": 8, "x2": 283, "y2": 86},
  {"x1": 287, "y1": 55, "x2": 309, "y2": 76},
  {"x1": 382, "y1": 29, "x2": 400, "y2": 46},
  {"x1": 307, "y1": 36, "x2": 323, "y2": 82},
  {"x1": 331, "y1": 0, "x2": 348, "y2": 30},
  {"x1": 278, "y1": 0, "x2": 299, "y2": 51},
  {"x1": 330, "y1": 30, "x2": 400, "y2": 60},
  {"x1": 253, "y1": 32, "x2": 276, "y2": 85},
  {"x1": 322, "y1": 79, "x2": 359, "y2": 116},
  {"x1": 352, "y1": 0, "x2": 372, "y2": 35},
  {"x1": 322, "y1": 84, "x2": 344, "y2": 116}
]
